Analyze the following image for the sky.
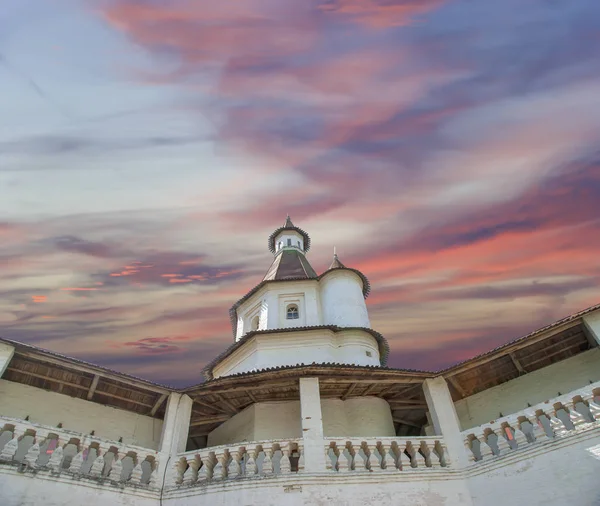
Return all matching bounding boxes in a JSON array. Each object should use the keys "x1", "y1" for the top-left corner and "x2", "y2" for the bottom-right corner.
[{"x1": 1, "y1": 0, "x2": 599, "y2": 387}]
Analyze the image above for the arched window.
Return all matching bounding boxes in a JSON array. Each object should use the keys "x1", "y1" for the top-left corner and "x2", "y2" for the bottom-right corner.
[
  {"x1": 286, "y1": 305, "x2": 299, "y2": 320},
  {"x1": 251, "y1": 315, "x2": 260, "y2": 331}
]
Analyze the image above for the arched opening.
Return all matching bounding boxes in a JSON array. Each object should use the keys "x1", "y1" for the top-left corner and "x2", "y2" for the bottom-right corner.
[
  {"x1": 251, "y1": 315, "x2": 260, "y2": 331},
  {"x1": 286, "y1": 305, "x2": 299, "y2": 320}
]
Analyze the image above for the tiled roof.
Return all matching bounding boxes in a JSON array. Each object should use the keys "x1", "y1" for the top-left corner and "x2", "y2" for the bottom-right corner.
[
  {"x1": 262, "y1": 249, "x2": 318, "y2": 281},
  {"x1": 183, "y1": 362, "x2": 433, "y2": 390},
  {"x1": 201, "y1": 325, "x2": 391, "y2": 381}
]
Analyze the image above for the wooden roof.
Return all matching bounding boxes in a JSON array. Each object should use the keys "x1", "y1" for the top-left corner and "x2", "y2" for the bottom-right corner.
[
  {"x1": 0, "y1": 338, "x2": 170, "y2": 420},
  {"x1": 262, "y1": 249, "x2": 318, "y2": 281},
  {"x1": 441, "y1": 310, "x2": 600, "y2": 400},
  {"x1": 181, "y1": 365, "x2": 433, "y2": 439}
]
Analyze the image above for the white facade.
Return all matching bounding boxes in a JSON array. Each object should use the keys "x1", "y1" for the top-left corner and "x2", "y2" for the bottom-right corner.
[
  {"x1": 320, "y1": 270, "x2": 371, "y2": 328},
  {"x1": 213, "y1": 329, "x2": 381, "y2": 378},
  {"x1": 207, "y1": 396, "x2": 395, "y2": 447},
  {"x1": 0, "y1": 379, "x2": 163, "y2": 449}
]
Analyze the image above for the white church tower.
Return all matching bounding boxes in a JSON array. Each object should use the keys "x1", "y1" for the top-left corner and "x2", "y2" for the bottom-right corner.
[{"x1": 204, "y1": 216, "x2": 388, "y2": 380}]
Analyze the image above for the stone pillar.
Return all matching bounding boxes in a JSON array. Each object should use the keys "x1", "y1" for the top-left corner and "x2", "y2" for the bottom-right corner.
[
  {"x1": 159, "y1": 392, "x2": 193, "y2": 455},
  {"x1": 0, "y1": 342, "x2": 15, "y2": 378},
  {"x1": 423, "y1": 377, "x2": 470, "y2": 468},
  {"x1": 299, "y1": 377, "x2": 326, "y2": 472},
  {"x1": 583, "y1": 313, "x2": 600, "y2": 346}
]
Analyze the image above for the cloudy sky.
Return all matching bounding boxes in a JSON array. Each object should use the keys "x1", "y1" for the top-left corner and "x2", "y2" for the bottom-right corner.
[{"x1": 1, "y1": 0, "x2": 599, "y2": 387}]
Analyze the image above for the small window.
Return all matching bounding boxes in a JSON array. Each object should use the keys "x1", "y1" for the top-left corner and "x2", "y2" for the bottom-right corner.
[
  {"x1": 286, "y1": 305, "x2": 299, "y2": 320},
  {"x1": 251, "y1": 315, "x2": 260, "y2": 331},
  {"x1": 287, "y1": 238, "x2": 292, "y2": 246},
  {"x1": 297, "y1": 241, "x2": 301, "y2": 248},
  {"x1": 277, "y1": 241, "x2": 282, "y2": 251},
  {"x1": 365, "y1": 351, "x2": 372, "y2": 357}
]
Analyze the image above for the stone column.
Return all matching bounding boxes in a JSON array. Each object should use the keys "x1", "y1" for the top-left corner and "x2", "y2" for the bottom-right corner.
[
  {"x1": 583, "y1": 313, "x2": 600, "y2": 346},
  {"x1": 0, "y1": 342, "x2": 15, "y2": 378},
  {"x1": 159, "y1": 392, "x2": 193, "y2": 455},
  {"x1": 299, "y1": 377, "x2": 326, "y2": 472},
  {"x1": 423, "y1": 377, "x2": 470, "y2": 468}
]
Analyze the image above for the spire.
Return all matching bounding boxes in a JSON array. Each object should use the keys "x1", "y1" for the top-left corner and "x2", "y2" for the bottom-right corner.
[
  {"x1": 329, "y1": 251, "x2": 345, "y2": 269},
  {"x1": 267, "y1": 215, "x2": 311, "y2": 254}
]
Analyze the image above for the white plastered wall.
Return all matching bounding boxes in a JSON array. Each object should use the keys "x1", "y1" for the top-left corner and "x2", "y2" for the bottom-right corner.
[
  {"x1": 206, "y1": 397, "x2": 394, "y2": 446},
  {"x1": 319, "y1": 270, "x2": 370, "y2": 328},
  {"x1": 235, "y1": 281, "x2": 322, "y2": 341},
  {"x1": 0, "y1": 380, "x2": 163, "y2": 449},
  {"x1": 455, "y1": 348, "x2": 600, "y2": 430},
  {"x1": 212, "y1": 330, "x2": 381, "y2": 378}
]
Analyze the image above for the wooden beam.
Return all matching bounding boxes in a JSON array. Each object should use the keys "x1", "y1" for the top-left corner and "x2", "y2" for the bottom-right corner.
[
  {"x1": 150, "y1": 393, "x2": 168, "y2": 416},
  {"x1": 6, "y1": 368, "x2": 90, "y2": 391},
  {"x1": 192, "y1": 377, "x2": 425, "y2": 397},
  {"x1": 362, "y1": 383, "x2": 379, "y2": 396},
  {"x1": 392, "y1": 417, "x2": 422, "y2": 428},
  {"x1": 246, "y1": 390, "x2": 258, "y2": 403},
  {"x1": 341, "y1": 383, "x2": 358, "y2": 400},
  {"x1": 189, "y1": 414, "x2": 231, "y2": 427},
  {"x1": 390, "y1": 406, "x2": 427, "y2": 411},
  {"x1": 16, "y1": 350, "x2": 170, "y2": 395},
  {"x1": 385, "y1": 384, "x2": 421, "y2": 400},
  {"x1": 386, "y1": 399, "x2": 427, "y2": 406},
  {"x1": 442, "y1": 321, "x2": 582, "y2": 375},
  {"x1": 87, "y1": 375, "x2": 100, "y2": 400},
  {"x1": 93, "y1": 390, "x2": 154, "y2": 408},
  {"x1": 508, "y1": 353, "x2": 526, "y2": 375},
  {"x1": 446, "y1": 376, "x2": 468, "y2": 398},
  {"x1": 215, "y1": 395, "x2": 239, "y2": 414},
  {"x1": 193, "y1": 397, "x2": 231, "y2": 415}
]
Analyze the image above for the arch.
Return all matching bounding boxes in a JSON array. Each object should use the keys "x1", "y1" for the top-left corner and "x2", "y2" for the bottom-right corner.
[{"x1": 286, "y1": 304, "x2": 299, "y2": 320}]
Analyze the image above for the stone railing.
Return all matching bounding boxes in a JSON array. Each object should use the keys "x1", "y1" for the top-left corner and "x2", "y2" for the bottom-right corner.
[
  {"x1": 462, "y1": 381, "x2": 600, "y2": 463},
  {"x1": 172, "y1": 439, "x2": 303, "y2": 486},
  {"x1": 325, "y1": 436, "x2": 449, "y2": 471},
  {"x1": 0, "y1": 415, "x2": 159, "y2": 487}
]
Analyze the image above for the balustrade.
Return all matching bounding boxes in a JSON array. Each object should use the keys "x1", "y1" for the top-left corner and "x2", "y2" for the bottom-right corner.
[
  {"x1": 462, "y1": 381, "x2": 600, "y2": 463},
  {"x1": 325, "y1": 437, "x2": 449, "y2": 472},
  {"x1": 172, "y1": 440, "x2": 303, "y2": 486},
  {"x1": 0, "y1": 415, "x2": 159, "y2": 487}
]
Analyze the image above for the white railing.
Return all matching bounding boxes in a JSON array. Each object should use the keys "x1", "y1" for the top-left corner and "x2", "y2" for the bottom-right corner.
[
  {"x1": 0, "y1": 415, "x2": 159, "y2": 487},
  {"x1": 172, "y1": 439, "x2": 303, "y2": 486},
  {"x1": 462, "y1": 381, "x2": 600, "y2": 463},
  {"x1": 324, "y1": 436, "x2": 449, "y2": 471}
]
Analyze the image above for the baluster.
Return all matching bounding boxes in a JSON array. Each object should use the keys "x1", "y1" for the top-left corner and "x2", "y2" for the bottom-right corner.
[
  {"x1": 245, "y1": 447, "x2": 257, "y2": 477},
  {"x1": 108, "y1": 456, "x2": 124, "y2": 482},
  {"x1": 337, "y1": 445, "x2": 351, "y2": 472},
  {"x1": 279, "y1": 445, "x2": 291, "y2": 474},
  {"x1": 47, "y1": 445, "x2": 64, "y2": 472},
  {"x1": 572, "y1": 397, "x2": 595, "y2": 423},
  {"x1": 547, "y1": 413, "x2": 569, "y2": 436},
  {"x1": 588, "y1": 399, "x2": 600, "y2": 420},
  {"x1": 366, "y1": 442, "x2": 381, "y2": 471},
  {"x1": 212, "y1": 451, "x2": 227, "y2": 480},
  {"x1": 24, "y1": 443, "x2": 41, "y2": 468},
  {"x1": 517, "y1": 417, "x2": 537, "y2": 444},
  {"x1": 149, "y1": 468, "x2": 159, "y2": 488},
  {"x1": 325, "y1": 445, "x2": 335, "y2": 472},
  {"x1": 262, "y1": 446, "x2": 273, "y2": 475},
  {"x1": 0, "y1": 436, "x2": 19, "y2": 462},
  {"x1": 90, "y1": 455, "x2": 104, "y2": 477},
  {"x1": 415, "y1": 441, "x2": 430, "y2": 468},
  {"x1": 297, "y1": 447, "x2": 305, "y2": 472},
  {"x1": 436, "y1": 441, "x2": 450, "y2": 468},
  {"x1": 130, "y1": 461, "x2": 144, "y2": 484},
  {"x1": 483, "y1": 430, "x2": 501, "y2": 457},
  {"x1": 228, "y1": 450, "x2": 241, "y2": 479},
  {"x1": 69, "y1": 450, "x2": 85, "y2": 474},
  {"x1": 182, "y1": 456, "x2": 199, "y2": 486},
  {"x1": 413, "y1": 441, "x2": 427, "y2": 468},
  {"x1": 382, "y1": 442, "x2": 398, "y2": 471},
  {"x1": 565, "y1": 401, "x2": 589, "y2": 427}
]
